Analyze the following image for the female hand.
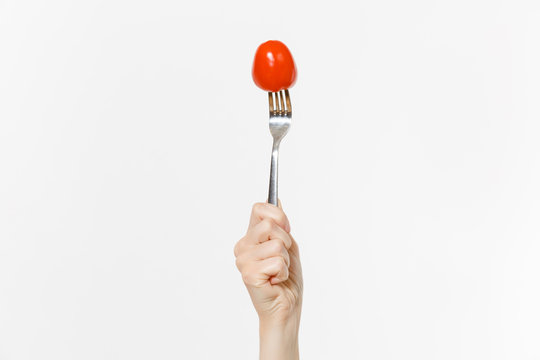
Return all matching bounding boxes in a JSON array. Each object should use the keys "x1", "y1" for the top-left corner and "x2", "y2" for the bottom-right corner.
[{"x1": 234, "y1": 202, "x2": 303, "y2": 360}]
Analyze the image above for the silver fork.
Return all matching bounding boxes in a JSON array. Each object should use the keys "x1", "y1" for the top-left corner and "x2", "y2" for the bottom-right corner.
[{"x1": 267, "y1": 89, "x2": 292, "y2": 206}]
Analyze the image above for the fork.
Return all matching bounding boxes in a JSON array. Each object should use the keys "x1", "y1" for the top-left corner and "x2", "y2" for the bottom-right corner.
[{"x1": 267, "y1": 89, "x2": 292, "y2": 206}]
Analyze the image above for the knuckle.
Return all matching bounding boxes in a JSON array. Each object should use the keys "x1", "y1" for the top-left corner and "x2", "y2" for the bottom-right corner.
[
  {"x1": 276, "y1": 212, "x2": 287, "y2": 226},
  {"x1": 235, "y1": 256, "x2": 244, "y2": 270},
  {"x1": 269, "y1": 240, "x2": 282, "y2": 255},
  {"x1": 252, "y1": 202, "x2": 265, "y2": 215},
  {"x1": 282, "y1": 235, "x2": 292, "y2": 249},
  {"x1": 272, "y1": 257, "x2": 284, "y2": 270},
  {"x1": 260, "y1": 218, "x2": 274, "y2": 233},
  {"x1": 234, "y1": 237, "x2": 247, "y2": 256}
]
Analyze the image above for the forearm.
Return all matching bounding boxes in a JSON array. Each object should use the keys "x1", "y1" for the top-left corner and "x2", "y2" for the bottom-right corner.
[{"x1": 259, "y1": 316, "x2": 300, "y2": 360}]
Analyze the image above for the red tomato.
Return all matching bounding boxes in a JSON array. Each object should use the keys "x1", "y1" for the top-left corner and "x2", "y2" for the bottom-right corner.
[{"x1": 252, "y1": 40, "x2": 297, "y2": 92}]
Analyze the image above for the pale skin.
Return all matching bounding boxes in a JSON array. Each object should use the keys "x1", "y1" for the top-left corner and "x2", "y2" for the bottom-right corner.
[{"x1": 234, "y1": 202, "x2": 303, "y2": 360}]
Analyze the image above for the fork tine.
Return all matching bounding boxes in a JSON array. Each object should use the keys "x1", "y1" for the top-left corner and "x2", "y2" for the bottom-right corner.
[
  {"x1": 268, "y1": 92, "x2": 274, "y2": 115},
  {"x1": 284, "y1": 89, "x2": 292, "y2": 115},
  {"x1": 278, "y1": 91, "x2": 285, "y2": 116}
]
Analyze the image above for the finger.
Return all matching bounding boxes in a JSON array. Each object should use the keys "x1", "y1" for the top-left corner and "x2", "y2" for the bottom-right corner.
[
  {"x1": 242, "y1": 256, "x2": 289, "y2": 287},
  {"x1": 247, "y1": 238, "x2": 291, "y2": 266},
  {"x1": 249, "y1": 219, "x2": 292, "y2": 247},
  {"x1": 261, "y1": 256, "x2": 288, "y2": 284},
  {"x1": 234, "y1": 240, "x2": 290, "y2": 273},
  {"x1": 248, "y1": 202, "x2": 291, "y2": 233},
  {"x1": 234, "y1": 220, "x2": 292, "y2": 257},
  {"x1": 258, "y1": 239, "x2": 290, "y2": 266},
  {"x1": 266, "y1": 257, "x2": 289, "y2": 285}
]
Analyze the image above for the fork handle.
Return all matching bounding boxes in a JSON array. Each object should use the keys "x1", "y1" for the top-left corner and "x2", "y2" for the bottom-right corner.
[{"x1": 267, "y1": 140, "x2": 280, "y2": 206}]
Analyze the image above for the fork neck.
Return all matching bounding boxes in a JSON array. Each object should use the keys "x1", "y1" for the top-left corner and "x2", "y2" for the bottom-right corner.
[{"x1": 272, "y1": 137, "x2": 283, "y2": 150}]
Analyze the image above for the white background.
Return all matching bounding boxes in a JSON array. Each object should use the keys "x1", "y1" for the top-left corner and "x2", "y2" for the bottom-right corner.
[{"x1": 1, "y1": 0, "x2": 539, "y2": 359}]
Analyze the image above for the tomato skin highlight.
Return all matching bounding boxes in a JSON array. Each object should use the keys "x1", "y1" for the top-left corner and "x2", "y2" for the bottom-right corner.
[{"x1": 252, "y1": 40, "x2": 297, "y2": 92}]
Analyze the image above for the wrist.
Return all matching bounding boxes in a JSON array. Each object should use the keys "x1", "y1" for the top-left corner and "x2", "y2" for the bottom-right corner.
[{"x1": 259, "y1": 315, "x2": 300, "y2": 360}]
